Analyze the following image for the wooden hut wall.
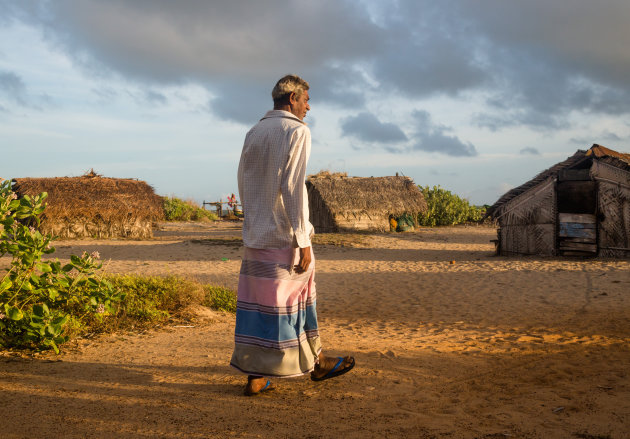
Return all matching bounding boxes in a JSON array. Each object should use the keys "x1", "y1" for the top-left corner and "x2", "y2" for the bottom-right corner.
[
  {"x1": 497, "y1": 177, "x2": 556, "y2": 255},
  {"x1": 591, "y1": 160, "x2": 630, "y2": 257},
  {"x1": 596, "y1": 181, "x2": 630, "y2": 258}
]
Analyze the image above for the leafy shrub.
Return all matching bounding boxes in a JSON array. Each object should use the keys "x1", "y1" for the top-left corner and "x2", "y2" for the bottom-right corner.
[
  {"x1": 59, "y1": 275, "x2": 237, "y2": 338},
  {"x1": 1, "y1": 181, "x2": 236, "y2": 353},
  {"x1": 68, "y1": 275, "x2": 201, "y2": 335},
  {"x1": 0, "y1": 179, "x2": 122, "y2": 353},
  {"x1": 163, "y1": 196, "x2": 217, "y2": 222},
  {"x1": 204, "y1": 285, "x2": 237, "y2": 313},
  {"x1": 73, "y1": 276, "x2": 236, "y2": 332},
  {"x1": 68, "y1": 275, "x2": 237, "y2": 334},
  {"x1": 418, "y1": 185, "x2": 485, "y2": 226}
]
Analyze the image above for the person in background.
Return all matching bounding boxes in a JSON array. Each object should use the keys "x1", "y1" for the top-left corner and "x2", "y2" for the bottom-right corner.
[{"x1": 227, "y1": 193, "x2": 237, "y2": 215}]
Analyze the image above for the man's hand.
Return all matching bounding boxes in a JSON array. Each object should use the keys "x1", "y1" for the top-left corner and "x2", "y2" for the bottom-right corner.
[{"x1": 294, "y1": 246, "x2": 311, "y2": 274}]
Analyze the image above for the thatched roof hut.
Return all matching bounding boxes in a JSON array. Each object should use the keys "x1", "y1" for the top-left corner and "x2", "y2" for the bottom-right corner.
[
  {"x1": 306, "y1": 172, "x2": 427, "y2": 232},
  {"x1": 12, "y1": 172, "x2": 164, "y2": 239},
  {"x1": 487, "y1": 144, "x2": 630, "y2": 257}
]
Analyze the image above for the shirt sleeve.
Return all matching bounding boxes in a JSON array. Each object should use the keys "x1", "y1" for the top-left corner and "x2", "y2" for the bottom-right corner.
[{"x1": 281, "y1": 126, "x2": 312, "y2": 248}]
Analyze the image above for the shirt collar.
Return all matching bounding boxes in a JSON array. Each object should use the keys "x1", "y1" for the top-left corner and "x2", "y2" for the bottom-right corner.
[{"x1": 261, "y1": 110, "x2": 307, "y2": 125}]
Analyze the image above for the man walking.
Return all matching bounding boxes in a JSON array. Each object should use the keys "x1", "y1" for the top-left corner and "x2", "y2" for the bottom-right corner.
[{"x1": 231, "y1": 74, "x2": 355, "y2": 395}]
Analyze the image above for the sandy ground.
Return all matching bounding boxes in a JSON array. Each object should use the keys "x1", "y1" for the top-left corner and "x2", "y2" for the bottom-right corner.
[{"x1": 1, "y1": 221, "x2": 629, "y2": 439}]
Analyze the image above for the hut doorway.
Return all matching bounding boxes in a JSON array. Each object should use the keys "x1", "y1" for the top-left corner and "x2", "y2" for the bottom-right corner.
[{"x1": 556, "y1": 168, "x2": 597, "y2": 255}]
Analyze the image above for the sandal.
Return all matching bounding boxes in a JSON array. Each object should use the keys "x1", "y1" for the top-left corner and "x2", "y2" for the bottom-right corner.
[{"x1": 311, "y1": 356, "x2": 355, "y2": 382}]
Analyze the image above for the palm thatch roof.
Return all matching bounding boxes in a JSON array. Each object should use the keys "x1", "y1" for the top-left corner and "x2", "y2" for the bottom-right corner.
[
  {"x1": 11, "y1": 171, "x2": 164, "y2": 238},
  {"x1": 586, "y1": 144, "x2": 630, "y2": 170},
  {"x1": 487, "y1": 144, "x2": 630, "y2": 218},
  {"x1": 306, "y1": 172, "x2": 427, "y2": 217}
]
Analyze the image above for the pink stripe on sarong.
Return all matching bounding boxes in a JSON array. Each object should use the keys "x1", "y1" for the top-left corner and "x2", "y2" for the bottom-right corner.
[{"x1": 237, "y1": 275, "x2": 315, "y2": 308}]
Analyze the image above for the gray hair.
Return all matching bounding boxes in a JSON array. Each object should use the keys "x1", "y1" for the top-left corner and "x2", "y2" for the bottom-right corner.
[{"x1": 272, "y1": 74, "x2": 309, "y2": 105}]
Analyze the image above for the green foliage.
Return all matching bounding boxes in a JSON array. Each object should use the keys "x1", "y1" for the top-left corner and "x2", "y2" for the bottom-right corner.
[
  {"x1": 68, "y1": 275, "x2": 204, "y2": 335},
  {"x1": 74, "y1": 276, "x2": 236, "y2": 333},
  {"x1": 1, "y1": 180, "x2": 235, "y2": 353},
  {"x1": 418, "y1": 185, "x2": 485, "y2": 226},
  {"x1": 204, "y1": 285, "x2": 237, "y2": 313},
  {"x1": 163, "y1": 196, "x2": 217, "y2": 222},
  {"x1": 58, "y1": 274, "x2": 237, "y2": 338},
  {"x1": 0, "y1": 179, "x2": 121, "y2": 353}
]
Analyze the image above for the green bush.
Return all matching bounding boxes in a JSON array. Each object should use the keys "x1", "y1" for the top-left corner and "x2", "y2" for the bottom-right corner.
[
  {"x1": 71, "y1": 274, "x2": 203, "y2": 334},
  {"x1": 0, "y1": 179, "x2": 122, "y2": 353},
  {"x1": 69, "y1": 275, "x2": 236, "y2": 334},
  {"x1": 68, "y1": 275, "x2": 236, "y2": 335},
  {"x1": 418, "y1": 185, "x2": 485, "y2": 226},
  {"x1": 163, "y1": 196, "x2": 217, "y2": 222},
  {"x1": 204, "y1": 285, "x2": 237, "y2": 313},
  {"x1": 0, "y1": 181, "x2": 235, "y2": 353}
]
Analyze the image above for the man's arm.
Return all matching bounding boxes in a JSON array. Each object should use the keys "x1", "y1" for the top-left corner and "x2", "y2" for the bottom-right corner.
[{"x1": 281, "y1": 126, "x2": 312, "y2": 249}]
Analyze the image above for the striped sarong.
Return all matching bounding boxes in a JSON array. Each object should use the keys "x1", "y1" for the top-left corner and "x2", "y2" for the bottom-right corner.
[{"x1": 230, "y1": 247, "x2": 321, "y2": 377}]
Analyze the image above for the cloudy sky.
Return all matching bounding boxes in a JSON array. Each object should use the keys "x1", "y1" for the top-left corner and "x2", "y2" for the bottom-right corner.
[{"x1": 2, "y1": 1, "x2": 630, "y2": 205}]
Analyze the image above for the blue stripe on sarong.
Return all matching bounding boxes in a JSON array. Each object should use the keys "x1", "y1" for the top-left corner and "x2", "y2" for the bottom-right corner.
[{"x1": 234, "y1": 302, "x2": 318, "y2": 342}]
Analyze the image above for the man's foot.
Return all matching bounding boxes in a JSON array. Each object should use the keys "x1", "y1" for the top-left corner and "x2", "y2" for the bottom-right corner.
[
  {"x1": 311, "y1": 354, "x2": 355, "y2": 382},
  {"x1": 244, "y1": 375, "x2": 276, "y2": 396}
]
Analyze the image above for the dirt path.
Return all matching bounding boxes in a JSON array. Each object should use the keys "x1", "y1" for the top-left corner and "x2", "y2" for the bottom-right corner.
[{"x1": 2, "y1": 222, "x2": 629, "y2": 438}]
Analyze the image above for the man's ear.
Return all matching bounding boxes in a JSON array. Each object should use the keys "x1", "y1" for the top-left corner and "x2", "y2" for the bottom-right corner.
[{"x1": 289, "y1": 92, "x2": 297, "y2": 105}]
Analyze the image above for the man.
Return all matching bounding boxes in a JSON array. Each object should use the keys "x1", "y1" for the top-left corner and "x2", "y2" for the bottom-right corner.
[{"x1": 231, "y1": 74, "x2": 355, "y2": 396}]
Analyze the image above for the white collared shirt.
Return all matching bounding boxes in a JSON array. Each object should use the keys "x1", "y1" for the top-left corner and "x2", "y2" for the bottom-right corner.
[{"x1": 237, "y1": 110, "x2": 314, "y2": 249}]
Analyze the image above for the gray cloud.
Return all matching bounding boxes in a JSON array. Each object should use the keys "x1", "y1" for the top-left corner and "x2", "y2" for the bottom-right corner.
[
  {"x1": 519, "y1": 147, "x2": 540, "y2": 155},
  {"x1": 570, "y1": 130, "x2": 625, "y2": 146},
  {"x1": 4, "y1": 0, "x2": 630, "y2": 128},
  {"x1": 472, "y1": 109, "x2": 568, "y2": 132},
  {"x1": 210, "y1": 66, "x2": 369, "y2": 126},
  {"x1": 340, "y1": 112, "x2": 407, "y2": 144},
  {"x1": 91, "y1": 86, "x2": 118, "y2": 102},
  {"x1": 371, "y1": 4, "x2": 488, "y2": 98},
  {"x1": 456, "y1": 1, "x2": 630, "y2": 89},
  {"x1": 0, "y1": 70, "x2": 28, "y2": 105},
  {"x1": 208, "y1": 80, "x2": 270, "y2": 125},
  {"x1": 11, "y1": 1, "x2": 381, "y2": 82},
  {"x1": 411, "y1": 110, "x2": 477, "y2": 157},
  {"x1": 7, "y1": 0, "x2": 381, "y2": 122},
  {"x1": 373, "y1": 1, "x2": 630, "y2": 129},
  {"x1": 454, "y1": 0, "x2": 630, "y2": 128},
  {"x1": 142, "y1": 90, "x2": 167, "y2": 105},
  {"x1": 307, "y1": 65, "x2": 369, "y2": 109},
  {"x1": 0, "y1": 67, "x2": 55, "y2": 111}
]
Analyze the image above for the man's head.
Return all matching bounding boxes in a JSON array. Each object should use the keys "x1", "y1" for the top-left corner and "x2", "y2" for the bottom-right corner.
[{"x1": 272, "y1": 74, "x2": 310, "y2": 120}]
